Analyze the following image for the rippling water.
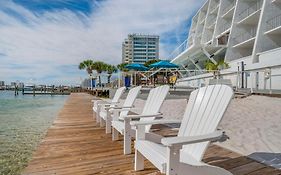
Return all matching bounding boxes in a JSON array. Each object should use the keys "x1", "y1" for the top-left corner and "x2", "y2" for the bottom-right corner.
[{"x1": 0, "y1": 91, "x2": 67, "y2": 175}]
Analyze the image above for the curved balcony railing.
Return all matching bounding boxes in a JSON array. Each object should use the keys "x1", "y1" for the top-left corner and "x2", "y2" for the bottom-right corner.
[
  {"x1": 266, "y1": 14, "x2": 281, "y2": 31},
  {"x1": 168, "y1": 38, "x2": 189, "y2": 60}
]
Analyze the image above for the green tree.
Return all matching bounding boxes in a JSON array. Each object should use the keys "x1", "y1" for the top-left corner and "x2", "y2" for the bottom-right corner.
[
  {"x1": 205, "y1": 59, "x2": 229, "y2": 79},
  {"x1": 144, "y1": 59, "x2": 160, "y2": 67},
  {"x1": 92, "y1": 61, "x2": 107, "y2": 86},
  {"x1": 117, "y1": 63, "x2": 129, "y2": 72},
  {"x1": 106, "y1": 64, "x2": 117, "y2": 84},
  {"x1": 78, "y1": 59, "x2": 94, "y2": 75}
]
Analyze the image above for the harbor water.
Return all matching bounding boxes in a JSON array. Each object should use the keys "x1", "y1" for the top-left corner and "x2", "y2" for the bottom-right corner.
[{"x1": 0, "y1": 91, "x2": 67, "y2": 175}]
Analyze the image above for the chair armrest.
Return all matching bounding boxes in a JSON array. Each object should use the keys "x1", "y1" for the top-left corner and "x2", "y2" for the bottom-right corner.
[
  {"x1": 104, "y1": 105, "x2": 134, "y2": 110},
  {"x1": 121, "y1": 113, "x2": 162, "y2": 120},
  {"x1": 91, "y1": 99, "x2": 102, "y2": 102},
  {"x1": 98, "y1": 103, "x2": 111, "y2": 107},
  {"x1": 111, "y1": 108, "x2": 131, "y2": 112},
  {"x1": 131, "y1": 119, "x2": 181, "y2": 126},
  {"x1": 112, "y1": 105, "x2": 134, "y2": 109},
  {"x1": 161, "y1": 131, "x2": 228, "y2": 147}
]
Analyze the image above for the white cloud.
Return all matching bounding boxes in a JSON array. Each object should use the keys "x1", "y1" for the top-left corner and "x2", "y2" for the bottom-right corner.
[{"x1": 0, "y1": 0, "x2": 204, "y2": 85}]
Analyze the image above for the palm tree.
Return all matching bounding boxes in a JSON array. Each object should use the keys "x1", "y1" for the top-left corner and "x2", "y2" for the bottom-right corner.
[
  {"x1": 92, "y1": 61, "x2": 107, "y2": 86},
  {"x1": 79, "y1": 60, "x2": 94, "y2": 89},
  {"x1": 106, "y1": 64, "x2": 117, "y2": 84},
  {"x1": 117, "y1": 63, "x2": 129, "y2": 72},
  {"x1": 78, "y1": 59, "x2": 94, "y2": 74},
  {"x1": 205, "y1": 59, "x2": 229, "y2": 79}
]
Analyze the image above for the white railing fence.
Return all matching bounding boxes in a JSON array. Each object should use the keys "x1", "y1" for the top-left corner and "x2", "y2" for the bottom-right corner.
[
  {"x1": 266, "y1": 14, "x2": 281, "y2": 31},
  {"x1": 219, "y1": 21, "x2": 231, "y2": 34},
  {"x1": 167, "y1": 38, "x2": 189, "y2": 60},
  {"x1": 233, "y1": 27, "x2": 257, "y2": 45},
  {"x1": 238, "y1": 0, "x2": 262, "y2": 20},
  {"x1": 221, "y1": 1, "x2": 236, "y2": 15},
  {"x1": 174, "y1": 68, "x2": 281, "y2": 93}
]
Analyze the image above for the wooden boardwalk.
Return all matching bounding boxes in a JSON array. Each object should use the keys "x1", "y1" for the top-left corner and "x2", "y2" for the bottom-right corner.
[{"x1": 23, "y1": 93, "x2": 281, "y2": 175}]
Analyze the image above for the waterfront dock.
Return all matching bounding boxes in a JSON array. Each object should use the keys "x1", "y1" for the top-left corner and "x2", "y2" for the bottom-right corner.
[{"x1": 22, "y1": 93, "x2": 281, "y2": 175}]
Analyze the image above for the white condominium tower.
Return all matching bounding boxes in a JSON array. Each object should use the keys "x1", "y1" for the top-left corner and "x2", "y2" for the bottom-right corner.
[
  {"x1": 171, "y1": 0, "x2": 281, "y2": 90},
  {"x1": 122, "y1": 34, "x2": 159, "y2": 64}
]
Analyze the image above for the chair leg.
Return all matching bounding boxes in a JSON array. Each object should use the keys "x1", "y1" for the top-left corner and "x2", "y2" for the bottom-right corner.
[
  {"x1": 124, "y1": 119, "x2": 131, "y2": 155},
  {"x1": 105, "y1": 118, "x2": 111, "y2": 134},
  {"x1": 112, "y1": 128, "x2": 119, "y2": 141},
  {"x1": 124, "y1": 130, "x2": 131, "y2": 155},
  {"x1": 96, "y1": 108, "x2": 100, "y2": 124},
  {"x1": 134, "y1": 149, "x2": 145, "y2": 171},
  {"x1": 105, "y1": 110, "x2": 111, "y2": 134},
  {"x1": 92, "y1": 111, "x2": 95, "y2": 121},
  {"x1": 166, "y1": 146, "x2": 180, "y2": 175},
  {"x1": 100, "y1": 117, "x2": 105, "y2": 127}
]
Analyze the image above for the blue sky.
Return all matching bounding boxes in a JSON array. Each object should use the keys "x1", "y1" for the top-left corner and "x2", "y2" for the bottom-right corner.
[{"x1": 0, "y1": 0, "x2": 204, "y2": 85}]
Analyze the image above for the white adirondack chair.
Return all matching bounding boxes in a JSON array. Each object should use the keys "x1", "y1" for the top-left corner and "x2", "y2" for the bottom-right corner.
[
  {"x1": 111, "y1": 85, "x2": 170, "y2": 155},
  {"x1": 92, "y1": 87, "x2": 125, "y2": 124},
  {"x1": 99, "y1": 86, "x2": 142, "y2": 134},
  {"x1": 132, "y1": 85, "x2": 234, "y2": 175}
]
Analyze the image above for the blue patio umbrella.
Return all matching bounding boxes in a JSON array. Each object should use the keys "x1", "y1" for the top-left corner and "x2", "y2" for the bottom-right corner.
[
  {"x1": 125, "y1": 63, "x2": 149, "y2": 71},
  {"x1": 124, "y1": 63, "x2": 148, "y2": 86},
  {"x1": 149, "y1": 60, "x2": 179, "y2": 69}
]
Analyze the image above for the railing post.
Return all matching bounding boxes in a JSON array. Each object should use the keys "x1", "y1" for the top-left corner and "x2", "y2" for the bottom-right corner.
[
  {"x1": 269, "y1": 68, "x2": 272, "y2": 94},
  {"x1": 250, "y1": 71, "x2": 254, "y2": 94}
]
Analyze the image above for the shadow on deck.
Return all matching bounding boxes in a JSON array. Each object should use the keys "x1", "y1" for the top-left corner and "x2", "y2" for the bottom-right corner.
[{"x1": 22, "y1": 93, "x2": 281, "y2": 175}]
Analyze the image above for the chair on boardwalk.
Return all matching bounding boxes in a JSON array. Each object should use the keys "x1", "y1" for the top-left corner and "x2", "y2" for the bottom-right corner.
[
  {"x1": 92, "y1": 87, "x2": 126, "y2": 124},
  {"x1": 132, "y1": 85, "x2": 233, "y2": 175},
  {"x1": 99, "y1": 86, "x2": 142, "y2": 134},
  {"x1": 111, "y1": 85, "x2": 170, "y2": 155}
]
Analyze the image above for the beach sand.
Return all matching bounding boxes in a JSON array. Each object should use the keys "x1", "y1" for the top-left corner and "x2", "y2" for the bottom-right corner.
[
  {"x1": 219, "y1": 95, "x2": 281, "y2": 169},
  {"x1": 118, "y1": 95, "x2": 281, "y2": 169}
]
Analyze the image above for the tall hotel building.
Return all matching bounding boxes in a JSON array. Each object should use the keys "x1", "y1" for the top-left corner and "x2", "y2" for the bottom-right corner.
[
  {"x1": 122, "y1": 34, "x2": 159, "y2": 64},
  {"x1": 171, "y1": 0, "x2": 281, "y2": 90}
]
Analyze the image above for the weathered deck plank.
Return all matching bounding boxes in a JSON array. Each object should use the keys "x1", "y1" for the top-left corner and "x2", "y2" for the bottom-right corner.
[{"x1": 22, "y1": 93, "x2": 281, "y2": 175}]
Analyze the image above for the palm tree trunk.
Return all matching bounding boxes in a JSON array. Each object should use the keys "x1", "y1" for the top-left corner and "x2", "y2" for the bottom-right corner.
[
  {"x1": 108, "y1": 75, "x2": 111, "y2": 84},
  {"x1": 98, "y1": 75, "x2": 101, "y2": 87}
]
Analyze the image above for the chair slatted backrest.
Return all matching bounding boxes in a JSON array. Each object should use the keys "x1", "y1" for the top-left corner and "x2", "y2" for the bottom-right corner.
[
  {"x1": 119, "y1": 86, "x2": 142, "y2": 117},
  {"x1": 140, "y1": 85, "x2": 170, "y2": 132},
  {"x1": 178, "y1": 85, "x2": 233, "y2": 162},
  {"x1": 111, "y1": 87, "x2": 126, "y2": 104}
]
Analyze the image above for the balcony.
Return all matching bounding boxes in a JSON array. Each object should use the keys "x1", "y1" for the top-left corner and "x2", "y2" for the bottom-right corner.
[
  {"x1": 233, "y1": 28, "x2": 257, "y2": 48},
  {"x1": 265, "y1": 14, "x2": 281, "y2": 35},
  {"x1": 207, "y1": 15, "x2": 217, "y2": 28},
  {"x1": 221, "y1": 1, "x2": 236, "y2": 18},
  {"x1": 210, "y1": 4, "x2": 219, "y2": 14},
  {"x1": 218, "y1": 21, "x2": 231, "y2": 34},
  {"x1": 238, "y1": 1, "x2": 262, "y2": 21},
  {"x1": 204, "y1": 34, "x2": 213, "y2": 44},
  {"x1": 200, "y1": 18, "x2": 206, "y2": 25},
  {"x1": 199, "y1": 12, "x2": 206, "y2": 24},
  {"x1": 272, "y1": 0, "x2": 281, "y2": 4}
]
